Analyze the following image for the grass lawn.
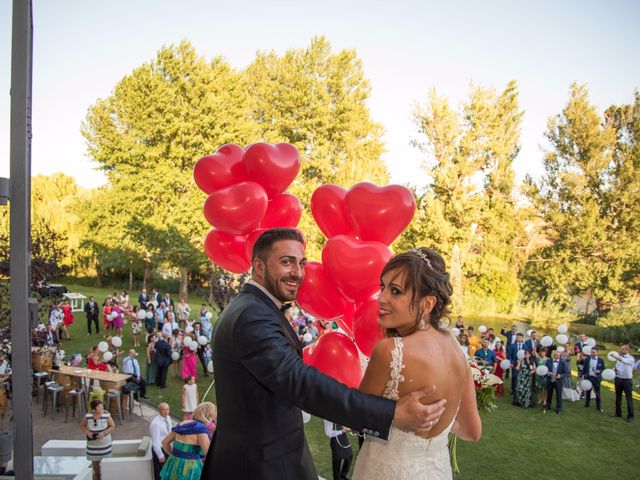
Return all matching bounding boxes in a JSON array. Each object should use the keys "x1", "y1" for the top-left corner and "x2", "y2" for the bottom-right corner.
[{"x1": 54, "y1": 283, "x2": 639, "y2": 479}]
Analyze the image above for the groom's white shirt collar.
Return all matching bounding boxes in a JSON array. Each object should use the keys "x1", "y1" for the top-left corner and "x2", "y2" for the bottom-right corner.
[{"x1": 249, "y1": 279, "x2": 283, "y2": 310}]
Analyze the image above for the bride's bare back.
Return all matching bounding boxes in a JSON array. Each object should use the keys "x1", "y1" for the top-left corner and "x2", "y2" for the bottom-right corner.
[{"x1": 361, "y1": 327, "x2": 476, "y2": 439}]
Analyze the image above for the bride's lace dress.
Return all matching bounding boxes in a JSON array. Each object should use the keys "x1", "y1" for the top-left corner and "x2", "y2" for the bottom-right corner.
[{"x1": 352, "y1": 337, "x2": 455, "y2": 480}]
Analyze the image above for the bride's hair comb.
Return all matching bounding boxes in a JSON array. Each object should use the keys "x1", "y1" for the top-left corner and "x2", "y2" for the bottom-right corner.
[{"x1": 410, "y1": 248, "x2": 433, "y2": 270}]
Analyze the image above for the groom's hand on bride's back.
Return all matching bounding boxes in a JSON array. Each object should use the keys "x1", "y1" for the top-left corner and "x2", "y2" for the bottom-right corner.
[{"x1": 392, "y1": 385, "x2": 447, "y2": 437}]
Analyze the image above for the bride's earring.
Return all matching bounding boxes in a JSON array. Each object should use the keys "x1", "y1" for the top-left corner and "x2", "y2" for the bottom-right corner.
[{"x1": 418, "y1": 311, "x2": 428, "y2": 330}]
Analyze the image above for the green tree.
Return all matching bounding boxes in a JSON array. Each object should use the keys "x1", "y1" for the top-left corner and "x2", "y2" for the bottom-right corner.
[
  {"x1": 81, "y1": 40, "x2": 256, "y2": 293},
  {"x1": 523, "y1": 84, "x2": 640, "y2": 312},
  {"x1": 402, "y1": 82, "x2": 525, "y2": 313},
  {"x1": 243, "y1": 36, "x2": 389, "y2": 259}
]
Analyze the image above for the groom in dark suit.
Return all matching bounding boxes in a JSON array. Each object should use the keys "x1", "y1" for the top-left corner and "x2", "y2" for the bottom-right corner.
[{"x1": 201, "y1": 228, "x2": 446, "y2": 480}]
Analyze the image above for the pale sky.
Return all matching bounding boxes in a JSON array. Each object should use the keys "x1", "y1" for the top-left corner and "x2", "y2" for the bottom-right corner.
[{"x1": 1, "y1": 0, "x2": 639, "y2": 189}]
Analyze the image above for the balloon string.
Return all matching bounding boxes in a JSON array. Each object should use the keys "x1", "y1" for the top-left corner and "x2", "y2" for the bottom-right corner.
[{"x1": 202, "y1": 377, "x2": 215, "y2": 402}]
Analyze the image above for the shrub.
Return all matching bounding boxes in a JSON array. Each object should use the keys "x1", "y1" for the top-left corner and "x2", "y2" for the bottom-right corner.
[{"x1": 515, "y1": 298, "x2": 575, "y2": 330}]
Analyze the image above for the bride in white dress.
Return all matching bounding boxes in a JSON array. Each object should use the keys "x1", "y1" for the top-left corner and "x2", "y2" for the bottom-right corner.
[{"x1": 352, "y1": 248, "x2": 482, "y2": 480}]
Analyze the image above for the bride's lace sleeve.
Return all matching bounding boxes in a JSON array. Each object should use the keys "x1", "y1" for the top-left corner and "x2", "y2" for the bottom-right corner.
[{"x1": 383, "y1": 337, "x2": 405, "y2": 400}]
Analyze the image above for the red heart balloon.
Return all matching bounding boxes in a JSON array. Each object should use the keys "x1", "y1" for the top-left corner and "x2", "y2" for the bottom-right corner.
[
  {"x1": 261, "y1": 193, "x2": 303, "y2": 229},
  {"x1": 204, "y1": 229, "x2": 250, "y2": 273},
  {"x1": 193, "y1": 144, "x2": 247, "y2": 194},
  {"x1": 353, "y1": 297, "x2": 385, "y2": 357},
  {"x1": 243, "y1": 143, "x2": 301, "y2": 198},
  {"x1": 345, "y1": 182, "x2": 416, "y2": 245},
  {"x1": 297, "y1": 262, "x2": 347, "y2": 320},
  {"x1": 203, "y1": 181, "x2": 268, "y2": 235},
  {"x1": 302, "y1": 332, "x2": 362, "y2": 388},
  {"x1": 310, "y1": 185, "x2": 356, "y2": 239},
  {"x1": 322, "y1": 235, "x2": 392, "y2": 303}
]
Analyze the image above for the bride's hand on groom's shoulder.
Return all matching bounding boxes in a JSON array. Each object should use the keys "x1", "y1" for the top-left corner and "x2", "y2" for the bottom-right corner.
[{"x1": 392, "y1": 385, "x2": 447, "y2": 437}]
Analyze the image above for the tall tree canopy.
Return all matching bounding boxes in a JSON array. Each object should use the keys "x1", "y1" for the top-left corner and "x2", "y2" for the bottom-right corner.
[
  {"x1": 523, "y1": 84, "x2": 640, "y2": 312},
  {"x1": 400, "y1": 81, "x2": 525, "y2": 313}
]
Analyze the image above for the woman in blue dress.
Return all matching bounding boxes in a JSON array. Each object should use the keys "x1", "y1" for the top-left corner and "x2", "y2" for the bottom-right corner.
[{"x1": 160, "y1": 402, "x2": 215, "y2": 480}]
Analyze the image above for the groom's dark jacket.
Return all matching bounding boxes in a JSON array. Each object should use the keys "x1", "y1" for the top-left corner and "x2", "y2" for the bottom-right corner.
[{"x1": 201, "y1": 283, "x2": 395, "y2": 480}]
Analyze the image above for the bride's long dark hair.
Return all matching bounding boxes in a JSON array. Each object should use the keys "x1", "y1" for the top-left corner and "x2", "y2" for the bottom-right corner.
[{"x1": 381, "y1": 247, "x2": 453, "y2": 337}]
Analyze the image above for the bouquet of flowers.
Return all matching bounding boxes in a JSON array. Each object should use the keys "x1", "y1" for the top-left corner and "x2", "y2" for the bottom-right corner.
[
  {"x1": 469, "y1": 358, "x2": 502, "y2": 413},
  {"x1": 450, "y1": 357, "x2": 503, "y2": 475}
]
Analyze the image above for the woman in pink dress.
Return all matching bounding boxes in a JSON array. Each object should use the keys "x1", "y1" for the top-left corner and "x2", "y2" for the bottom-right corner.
[
  {"x1": 182, "y1": 341, "x2": 198, "y2": 382},
  {"x1": 111, "y1": 302, "x2": 124, "y2": 338},
  {"x1": 61, "y1": 299, "x2": 74, "y2": 340}
]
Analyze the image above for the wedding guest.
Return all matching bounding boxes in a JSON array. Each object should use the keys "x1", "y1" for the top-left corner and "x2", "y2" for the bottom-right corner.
[
  {"x1": 81, "y1": 399, "x2": 115, "y2": 480},
  {"x1": 111, "y1": 301, "x2": 124, "y2": 339},
  {"x1": 154, "y1": 332, "x2": 172, "y2": 388},
  {"x1": 122, "y1": 349, "x2": 147, "y2": 399},
  {"x1": 454, "y1": 315, "x2": 465, "y2": 330},
  {"x1": 535, "y1": 348, "x2": 549, "y2": 406},
  {"x1": 560, "y1": 344, "x2": 579, "y2": 401},
  {"x1": 612, "y1": 344, "x2": 635, "y2": 422},
  {"x1": 545, "y1": 350, "x2": 568, "y2": 414},
  {"x1": 131, "y1": 306, "x2": 142, "y2": 347},
  {"x1": 61, "y1": 298, "x2": 74, "y2": 340},
  {"x1": 193, "y1": 323, "x2": 209, "y2": 377},
  {"x1": 119, "y1": 289, "x2": 129, "y2": 304},
  {"x1": 105, "y1": 336, "x2": 121, "y2": 372},
  {"x1": 49, "y1": 303, "x2": 64, "y2": 339},
  {"x1": 85, "y1": 296, "x2": 100, "y2": 335},
  {"x1": 467, "y1": 326, "x2": 480, "y2": 350},
  {"x1": 475, "y1": 339, "x2": 497, "y2": 372},
  {"x1": 524, "y1": 331, "x2": 540, "y2": 356},
  {"x1": 87, "y1": 345, "x2": 111, "y2": 372},
  {"x1": 182, "y1": 339, "x2": 198, "y2": 382},
  {"x1": 458, "y1": 334, "x2": 470, "y2": 357},
  {"x1": 177, "y1": 296, "x2": 191, "y2": 330},
  {"x1": 324, "y1": 419, "x2": 353, "y2": 480},
  {"x1": 160, "y1": 402, "x2": 214, "y2": 480},
  {"x1": 574, "y1": 333, "x2": 588, "y2": 355},
  {"x1": 44, "y1": 323, "x2": 60, "y2": 347},
  {"x1": 102, "y1": 298, "x2": 113, "y2": 338},
  {"x1": 146, "y1": 333, "x2": 158, "y2": 385},
  {"x1": 508, "y1": 333, "x2": 525, "y2": 402},
  {"x1": 149, "y1": 402, "x2": 172, "y2": 480},
  {"x1": 151, "y1": 288, "x2": 160, "y2": 306},
  {"x1": 583, "y1": 347, "x2": 604, "y2": 412},
  {"x1": 182, "y1": 375, "x2": 199, "y2": 420},
  {"x1": 493, "y1": 342, "x2": 506, "y2": 396},
  {"x1": 515, "y1": 349, "x2": 535, "y2": 408},
  {"x1": 138, "y1": 288, "x2": 149, "y2": 309},
  {"x1": 500, "y1": 324, "x2": 518, "y2": 347}
]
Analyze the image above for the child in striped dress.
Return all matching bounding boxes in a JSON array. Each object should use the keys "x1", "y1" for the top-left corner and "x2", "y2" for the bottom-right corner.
[{"x1": 81, "y1": 399, "x2": 115, "y2": 480}]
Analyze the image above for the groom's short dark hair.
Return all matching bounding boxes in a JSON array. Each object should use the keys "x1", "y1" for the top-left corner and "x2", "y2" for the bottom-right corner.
[{"x1": 252, "y1": 228, "x2": 305, "y2": 262}]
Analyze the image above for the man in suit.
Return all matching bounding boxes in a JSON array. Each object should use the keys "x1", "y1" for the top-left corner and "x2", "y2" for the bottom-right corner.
[
  {"x1": 122, "y1": 349, "x2": 147, "y2": 399},
  {"x1": 323, "y1": 420, "x2": 353, "y2": 480},
  {"x1": 545, "y1": 350, "x2": 569, "y2": 413},
  {"x1": 201, "y1": 228, "x2": 446, "y2": 480},
  {"x1": 524, "y1": 330, "x2": 540, "y2": 357},
  {"x1": 162, "y1": 293, "x2": 174, "y2": 309},
  {"x1": 138, "y1": 288, "x2": 149, "y2": 308},
  {"x1": 583, "y1": 347, "x2": 605, "y2": 412},
  {"x1": 193, "y1": 322, "x2": 210, "y2": 377},
  {"x1": 84, "y1": 296, "x2": 100, "y2": 335},
  {"x1": 500, "y1": 324, "x2": 518, "y2": 347},
  {"x1": 574, "y1": 333, "x2": 588, "y2": 355},
  {"x1": 508, "y1": 333, "x2": 525, "y2": 403},
  {"x1": 153, "y1": 333, "x2": 172, "y2": 388}
]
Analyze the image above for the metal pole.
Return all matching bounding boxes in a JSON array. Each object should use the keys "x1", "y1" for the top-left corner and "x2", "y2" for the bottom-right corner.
[{"x1": 9, "y1": 0, "x2": 34, "y2": 478}]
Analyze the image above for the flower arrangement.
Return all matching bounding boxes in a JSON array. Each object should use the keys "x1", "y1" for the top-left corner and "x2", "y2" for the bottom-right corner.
[
  {"x1": 450, "y1": 357, "x2": 503, "y2": 474},
  {"x1": 469, "y1": 358, "x2": 502, "y2": 413}
]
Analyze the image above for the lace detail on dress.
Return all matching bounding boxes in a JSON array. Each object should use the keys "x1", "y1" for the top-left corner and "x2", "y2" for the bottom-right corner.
[{"x1": 383, "y1": 337, "x2": 405, "y2": 400}]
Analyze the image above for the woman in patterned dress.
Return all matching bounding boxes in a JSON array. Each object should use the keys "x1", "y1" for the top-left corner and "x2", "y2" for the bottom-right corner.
[
  {"x1": 516, "y1": 349, "x2": 535, "y2": 408},
  {"x1": 536, "y1": 348, "x2": 549, "y2": 406},
  {"x1": 160, "y1": 402, "x2": 214, "y2": 480},
  {"x1": 81, "y1": 399, "x2": 115, "y2": 480}
]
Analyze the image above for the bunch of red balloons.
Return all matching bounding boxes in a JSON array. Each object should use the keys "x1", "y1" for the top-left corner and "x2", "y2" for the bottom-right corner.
[
  {"x1": 299, "y1": 182, "x2": 416, "y2": 387},
  {"x1": 194, "y1": 143, "x2": 303, "y2": 273},
  {"x1": 194, "y1": 143, "x2": 417, "y2": 389}
]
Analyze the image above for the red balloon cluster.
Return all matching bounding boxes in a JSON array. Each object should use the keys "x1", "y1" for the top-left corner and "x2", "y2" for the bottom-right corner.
[
  {"x1": 194, "y1": 143, "x2": 302, "y2": 273},
  {"x1": 299, "y1": 182, "x2": 416, "y2": 360}
]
